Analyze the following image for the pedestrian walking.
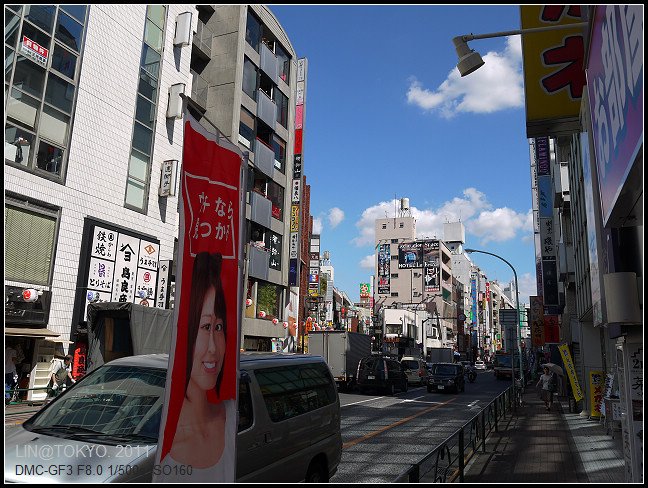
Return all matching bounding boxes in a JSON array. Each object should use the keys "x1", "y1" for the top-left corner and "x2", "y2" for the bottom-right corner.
[{"x1": 536, "y1": 365, "x2": 557, "y2": 411}]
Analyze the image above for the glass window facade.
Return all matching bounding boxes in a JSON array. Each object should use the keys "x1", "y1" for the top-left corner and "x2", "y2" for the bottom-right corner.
[
  {"x1": 124, "y1": 5, "x2": 167, "y2": 213},
  {"x1": 5, "y1": 4, "x2": 88, "y2": 180}
]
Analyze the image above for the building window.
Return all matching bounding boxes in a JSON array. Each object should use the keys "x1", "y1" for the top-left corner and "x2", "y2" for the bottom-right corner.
[
  {"x1": 245, "y1": 10, "x2": 261, "y2": 52},
  {"x1": 391, "y1": 238, "x2": 399, "y2": 243},
  {"x1": 266, "y1": 180, "x2": 284, "y2": 221},
  {"x1": 124, "y1": 5, "x2": 167, "y2": 213},
  {"x1": 273, "y1": 88, "x2": 288, "y2": 128},
  {"x1": 239, "y1": 106, "x2": 255, "y2": 149},
  {"x1": 257, "y1": 281, "x2": 281, "y2": 320},
  {"x1": 399, "y1": 223, "x2": 404, "y2": 228},
  {"x1": 391, "y1": 255, "x2": 398, "y2": 260},
  {"x1": 390, "y1": 273, "x2": 398, "y2": 278},
  {"x1": 5, "y1": 5, "x2": 88, "y2": 181},
  {"x1": 242, "y1": 57, "x2": 257, "y2": 101},
  {"x1": 271, "y1": 134, "x2": 285, "y2": 172},
  {"x1": 275, "y1": 43, "x2": 290, "y2": 85},
  {"x1": 391, "y1": 292, "x2": 399, "y2": 297},
  {"x1": 382, "y1": 224, "x2": 386, "y2": 229},
  {"x1": 5, "y1": 197, "x2": 59, "y2": 286}
]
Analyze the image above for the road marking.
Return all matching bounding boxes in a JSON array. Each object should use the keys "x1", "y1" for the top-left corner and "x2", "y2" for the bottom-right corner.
[
  {"x1": 341, "y1": 396, "x2": 384, "y2": 407},
  {"x1": 467, "y1": 400, "x2": 480, "y2": 407},
  {"x1": 342, "y1": 397, "x2": 456, "y2": 450}
]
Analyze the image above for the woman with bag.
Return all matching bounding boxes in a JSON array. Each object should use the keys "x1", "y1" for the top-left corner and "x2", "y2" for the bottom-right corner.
[
  {"x1": 536, "y1": 365, "x2": 556, "y2": 411},
  {"x1": 47, "y1": 355, "x2": 75, "y2": 398}
]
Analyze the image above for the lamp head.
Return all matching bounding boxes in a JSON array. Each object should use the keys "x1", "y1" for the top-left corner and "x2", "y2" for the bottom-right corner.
[
  {"x1": 452, "y1": 36, "x2": 484, "y2": 77},
  {"x1": 464, "y1": 248, "x2": 475, "y2": 253}
]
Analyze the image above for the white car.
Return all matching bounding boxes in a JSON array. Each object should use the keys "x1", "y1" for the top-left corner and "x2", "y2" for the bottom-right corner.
[{"x1": 474, "y1": 360, "x2": 486, "y2": 371}]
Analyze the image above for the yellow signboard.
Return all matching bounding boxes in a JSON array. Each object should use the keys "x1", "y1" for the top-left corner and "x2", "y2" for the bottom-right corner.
[
  {"x1": 588, "y1": 370, "x2": 605, "y2": 418},
  {"x1": 520, "y1": 5, "x2": 585, "y2": 137},
  {"x1": 558, "y1": 343, "x2": 583, "y2": 402},
  {"x1": 290, "y1": 205, "x2": 299, "y2": 232}
]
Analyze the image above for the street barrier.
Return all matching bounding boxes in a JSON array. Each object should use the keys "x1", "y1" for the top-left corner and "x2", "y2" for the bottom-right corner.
[{"x1": 394, "y1": 386, "x2": 515, "y2": 483}]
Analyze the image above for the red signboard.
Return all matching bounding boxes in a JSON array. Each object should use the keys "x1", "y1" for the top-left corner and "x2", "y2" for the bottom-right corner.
[
  {"x1": 155, "y1": 110, "x2": 245, "y2": 482},
  {"x1": 21, "y1": 36, "x2": 49, "y2": 65}
]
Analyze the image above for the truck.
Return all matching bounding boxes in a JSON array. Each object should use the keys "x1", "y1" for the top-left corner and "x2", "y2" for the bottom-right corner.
[
  {"x1": 427, "y1": 347, "x2": 454, "y2": 364},
  {"x1": 493, "y1": 351, "x2": 529, "y2": 382},
  {"x1": 308, "y1": 330, "x2": 372, "y2": 391}
]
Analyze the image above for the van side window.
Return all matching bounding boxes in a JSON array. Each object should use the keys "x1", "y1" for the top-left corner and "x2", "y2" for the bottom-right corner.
[
  {"x1": 238, "y1": 378, "x2": 253, "y2": 432},
  {"x1": 254, "y1": 363, "x2": 336, "y2": 423}
]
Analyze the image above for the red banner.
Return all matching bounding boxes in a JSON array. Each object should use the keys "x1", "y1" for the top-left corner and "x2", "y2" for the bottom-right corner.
[
  {"x1": 155, "y1": 110, "x2": 245, "y2": 482},
  {"x1": 543, "y1": 314, "x2": 560, "y2": 343}
]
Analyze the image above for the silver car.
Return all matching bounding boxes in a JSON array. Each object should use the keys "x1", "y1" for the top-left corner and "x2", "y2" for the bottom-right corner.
[{"x1": 5, "y1": 353, "x2": 341, "y2": 483}]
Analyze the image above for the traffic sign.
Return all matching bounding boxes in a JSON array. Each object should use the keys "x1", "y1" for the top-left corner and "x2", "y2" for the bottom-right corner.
[{"x1": 499, "y1": 309, "x2": 519, "y2": 325}]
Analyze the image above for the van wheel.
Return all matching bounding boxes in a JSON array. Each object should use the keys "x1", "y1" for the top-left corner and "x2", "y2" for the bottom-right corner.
[
  {"x1": 385, "y1": 383, "x2": 395, "y2": 396},
  {"x1": 305, "y1": 459, "x2": 328, "y2": 483}
]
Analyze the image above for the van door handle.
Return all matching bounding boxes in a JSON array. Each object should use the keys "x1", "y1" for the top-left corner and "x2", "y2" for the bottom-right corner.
[{"x1": 264, "y1": 432, "x2": 272, "y2": 443}]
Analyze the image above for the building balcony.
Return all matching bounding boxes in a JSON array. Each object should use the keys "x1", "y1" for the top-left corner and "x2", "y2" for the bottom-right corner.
[
  {"x1": 253, "y1": 138, "x2": 275, "y2": 178},
  {"x1": 256, "y1": 89, "x2": 277, "y2": 130},
  {"x1": 248, "y1": 244, "x2": 270, "y2": 281},
  {"x1": 249, "y1": 190, "x2": 272, "y2": 229},
  {"x1": 259, "y1": 41, "x2": 278, "y2": 83},
  {"x1": 192, "y1": 19, "x2": 212, "y2": 60},
  {"x1": 190, "y1": 70, "x2": 208, "y2": 110}
]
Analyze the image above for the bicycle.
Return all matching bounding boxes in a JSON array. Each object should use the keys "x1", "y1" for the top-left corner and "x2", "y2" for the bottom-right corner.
[{"x1": 514, "y1": 378, "x2": 524, "y2": 407}]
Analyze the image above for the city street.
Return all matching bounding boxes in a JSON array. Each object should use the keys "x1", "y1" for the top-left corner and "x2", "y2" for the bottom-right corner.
[{"x1": 333, "y1": 370, "x2": 507, "y2": 483}]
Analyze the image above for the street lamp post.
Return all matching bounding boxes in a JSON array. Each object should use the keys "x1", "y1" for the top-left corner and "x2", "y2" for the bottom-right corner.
[{"x1": 465, "y1": 248, "x2": 524, "y2": 392}]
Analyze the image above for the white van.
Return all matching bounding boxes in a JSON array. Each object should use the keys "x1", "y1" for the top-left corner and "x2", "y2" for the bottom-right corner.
[
  {"x1": 400, "y1": 356, "x2": 428, "y2": 386},
  {"x1": 4, "y1": 353, "x2": 342, "y2": 483}
]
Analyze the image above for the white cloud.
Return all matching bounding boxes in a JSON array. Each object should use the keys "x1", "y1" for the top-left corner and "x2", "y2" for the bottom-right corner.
[
  {"x1": 359, "y1": 254, "x2": 375, "y2": 269},
  {"x1": 517, "y1": 272, "x2": 537, "y2": 307},
  {"x1": 466, "y1": 207, "x2": 529, "y2": 245},
  {"x1": 353, "y1": 189, "x2": 530, "y2": 247},
  {"x1": 407, "y1": 36, "x2": 523, "y2": 118},
  {"x1": 328, "y1": 207, "x2": 345, "y2": 229},
  {"x1": 312, "y1": 217, "x2": 323, "y2": 235}
]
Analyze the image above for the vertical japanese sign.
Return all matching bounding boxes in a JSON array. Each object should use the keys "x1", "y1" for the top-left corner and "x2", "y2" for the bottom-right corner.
[
  {"x1": 155, "y1": 109, "x2": 246, "y2": 482},
  {"x1": 289, "y1": 58, "x2": 307, "y2": 286},
  {"x1": 156, "y1": 260, "x2": 172, "y2": 309},
  {"x1": 558, "y1": 343, "x2": 584, "y2": 402},
  {"x1": 625, "y1": 343, "x2": 643, "y2": 482},
  {"x1": 587, "y1": 5, "x2": 643, "y2": 227},
  {"x1": 588, "y1": 370, "x2": 605, "y2": 418},
  {"x1": 529, "y1": 296, "x2": 545, "y2": 346},
  {"x1": 377, "y1": 243, "x2": 390, "y2": 294},
  {"x1": 83, "y1": 224, "x2": 160, "y2": 320}
]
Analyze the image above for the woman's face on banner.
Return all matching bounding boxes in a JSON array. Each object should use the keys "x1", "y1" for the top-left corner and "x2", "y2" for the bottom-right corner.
[{"x1": 191, "y1": 285, "x2": 225, "y2": 391}]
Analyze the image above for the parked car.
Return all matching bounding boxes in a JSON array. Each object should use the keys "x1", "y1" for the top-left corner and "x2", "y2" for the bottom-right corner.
[
  {"x1": 356, "y1": 355, "x2": 408, "y2": 395},
  {"x1": 427, "y1": 362, "x2": 465, "y2": 393},
  {"x1": 4, "y1": 352, "x2": 342, "y2": 483},
  {"x1": 400, "y1": 356, "x2": 427, "y2": 386},
  {"x1": 474, "y1": 360, "x2": 486, "y2": 371}
]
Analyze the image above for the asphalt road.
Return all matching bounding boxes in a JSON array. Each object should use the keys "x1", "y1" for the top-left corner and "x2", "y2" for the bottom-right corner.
[{"x1": 332, "y1": 369, "x2": 510, "y2": 483}]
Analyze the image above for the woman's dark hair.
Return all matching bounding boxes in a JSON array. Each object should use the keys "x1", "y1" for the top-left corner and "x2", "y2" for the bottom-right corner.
[{"x1": 184, "y1": 252, "x2": 226, "y2": 397}]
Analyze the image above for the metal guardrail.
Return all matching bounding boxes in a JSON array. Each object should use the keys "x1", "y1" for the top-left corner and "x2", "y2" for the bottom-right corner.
[
  {"x1": 5, "y1": 385, "x2": 51, "y2": 406},
  {"x1": 394, "y1": 386, "x2": 515, "y2": 483}
]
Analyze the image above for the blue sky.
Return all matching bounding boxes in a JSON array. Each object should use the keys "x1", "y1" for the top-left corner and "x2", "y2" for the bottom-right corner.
[{"x1": 269, "y1": 5, "x2": 537, "y2": 306}]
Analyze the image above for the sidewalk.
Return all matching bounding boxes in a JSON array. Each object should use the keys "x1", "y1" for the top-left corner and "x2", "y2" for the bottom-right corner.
[
  {"x1": 462, "y1": 388, "x2": 626, "y2": 483},
  {"x1": 4, "y1": 401, "x2": 47, "y2": 426}
]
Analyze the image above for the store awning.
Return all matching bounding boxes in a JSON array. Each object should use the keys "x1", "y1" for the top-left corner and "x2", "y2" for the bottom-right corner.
[{"x1": 5, "y1": 326, "x2": 60, "y2": 338}]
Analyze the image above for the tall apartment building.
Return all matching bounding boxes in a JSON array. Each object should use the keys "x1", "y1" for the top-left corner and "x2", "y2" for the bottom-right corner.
[
  {"x1": 5, "y1": 4, "x2": 195, "y2": 398},
  {"x1": 373, "y1": 198, "x2": 455, "y2": 358},
  {"x1": 190, "y1": 5, "x2": 300, "y2": 351}
]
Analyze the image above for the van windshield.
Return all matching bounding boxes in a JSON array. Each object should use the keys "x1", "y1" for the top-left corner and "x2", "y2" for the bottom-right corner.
[{"x1": 27, "y1": 365, "x2": 166, "y2": 443}]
